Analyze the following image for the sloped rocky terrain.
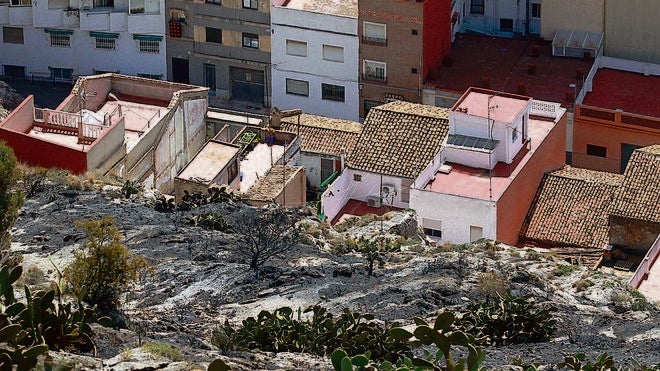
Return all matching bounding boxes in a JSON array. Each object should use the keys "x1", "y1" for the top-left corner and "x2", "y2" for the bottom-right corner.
[{"x1": 10, "y1": 180, "x2": 660, "y2": 370}]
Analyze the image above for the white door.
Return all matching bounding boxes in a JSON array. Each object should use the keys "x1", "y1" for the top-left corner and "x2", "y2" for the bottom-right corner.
[
  {"x1": 529, "y1": 2, "x2": 541, "y2": 35},
  {"x1": 470, "y1": 226, "x2": 483, "y2": 242}
]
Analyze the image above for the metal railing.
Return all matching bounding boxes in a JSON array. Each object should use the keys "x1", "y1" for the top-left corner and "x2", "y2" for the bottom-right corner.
[
  {"x1": 362, "y1": 36, "x2": 387, "y2": 46},
  {"x1": 629, "y1": 235, "x2": 660, "y2": 289}
]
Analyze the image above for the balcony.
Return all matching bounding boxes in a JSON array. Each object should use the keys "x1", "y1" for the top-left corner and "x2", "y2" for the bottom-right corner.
[
  {"x1": 362, "y1": 35, "x2": 387, "y2": 46},
  {"x1": 127, "y1": 11, "x2": 163, "y2": 34},
  {"x1": 62, "y1": 8, "x2": 79, "y2": 27},
  {"x1": 361, "y1": 73, "x2": 387, "y2": 84}
]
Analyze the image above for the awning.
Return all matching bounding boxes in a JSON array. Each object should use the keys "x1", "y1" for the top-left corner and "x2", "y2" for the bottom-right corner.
[
  {"x1": 44, "y1": 28, "x2": 74, "y2": 35},
  {"x1": 132, "y1": 34, "x2": 163, "y2": 41},
  {"x1": 89, "y1": 31, "x2": 119, "y2": 39}
]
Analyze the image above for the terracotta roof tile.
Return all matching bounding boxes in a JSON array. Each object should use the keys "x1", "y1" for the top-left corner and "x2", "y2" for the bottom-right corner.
[
  {"x1": 523, "y1": 166, "x2": 624, "y2": 249},
  {"x1": 609, "y1": 145, "x2": 660, "y2": 223},
  {"x1": 346, "y1": 101, "x2": 449, "y2": 178},
  {"x1": 280, "y1": 114, "x2": 361, "y2": 157},
  {"x1": 245, "y1": 165, "x2": 304, "y2": 202}
]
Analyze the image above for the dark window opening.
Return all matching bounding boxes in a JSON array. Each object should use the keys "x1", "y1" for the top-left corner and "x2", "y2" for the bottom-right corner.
[{"x1": 586, "y1": 144, "x2": 607, "y2": 158}]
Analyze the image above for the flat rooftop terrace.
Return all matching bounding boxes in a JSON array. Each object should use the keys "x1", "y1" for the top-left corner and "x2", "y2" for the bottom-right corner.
[
  {"x1": 279, "y1": 0, "x2": 357, "y2": 17},
  {"x1": 429, "y1": 34, "x2": 594, "y2": 106},
  {"x1": 177, "y1": 141, "x2": 240, "y2": 184},
  {"x1": 424, "y1": 117, "x2": 555, "y2": 201},
  {"x1": 582, "y1": 68, "x2": 660, "y2": 118}
]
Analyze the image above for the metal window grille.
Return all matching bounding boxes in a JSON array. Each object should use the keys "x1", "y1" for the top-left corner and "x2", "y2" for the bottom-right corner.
[
  {"x1": 95, "y1": 37, "x2": 116, "y2": 50},
  {"x1": 321, "y1": 83, "x2": 345, "y2": 102},
  {"x1": 138, "y1": 39, "x2": 159, "y2": 53},
  {"x1": 50, "y1": 34, "x2": 71, "y2": 47},
  {"x1": 364, "y1": 61, "x2": 386, "y2": 80},
  {"x1": 242, "y1": 0, "x2": 257, "y2": 9}
]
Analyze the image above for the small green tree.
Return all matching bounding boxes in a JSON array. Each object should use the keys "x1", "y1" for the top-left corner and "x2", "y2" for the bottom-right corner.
[
  {"x1": 0, "y1": 142, "x2": 24, "y2": 267},
  {"x1": 356, "y1": 236, "x2": 393, "y2": 276},
  {"x1": 64, "y1": 216, "x2": 150, "y2": 311}
]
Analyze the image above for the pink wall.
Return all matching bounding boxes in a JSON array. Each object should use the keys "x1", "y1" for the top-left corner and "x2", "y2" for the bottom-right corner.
[
  {"x1": 1, "y1": 95, "x2": 36, "y2": 132},
  {"x1": 496, "y1": 115, "x2": 567, "y2": 245}
]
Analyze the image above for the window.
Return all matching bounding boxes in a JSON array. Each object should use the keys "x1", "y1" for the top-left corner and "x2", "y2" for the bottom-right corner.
[
  {"x1": 363, "y1": 22, "x2": 386, "y2": 45},
  {"x1": 286, "y1": 40, "x2": 307, "y2": 57},
  {"x1": 227, "y1": 160, "x2": 238, "y2": 183},
  {"x1": 285, "y1": 78, "x2": 308, "y2": 96},
  {"x1": 424, "y1": 228, "x2": 442, "y2": 238},
  {"x1": 422, "y1": 219, "x2": 442, "y2": 238},
  {"x1": 531, "y1": 3, "x2": 541, "y2": 18},
  {"x1": 363, "y1": 100, "x2": 380, "y2": 117},
  {"x1": 321, "y1": 158, "x2": 335, "y2": 183},
  {"x1": 136, "y1": 73, "x2": 162, "y2": 79},
  {"x1": 411, "y1": 29, "x2": 418, "y2": 35},
  {"x1": 206, "y1": 0, "x2": 221, "y2": 4},
  {"x1": 242, "y1": 0, "x2": 257, "y2": 9},
  {"x1": 321, "y1": 83, "x2": 345, "y2": 102},
  {"x1": 500, "y1": 18, "x2": 513, "y2": 32},
  {"x1": 3, "y1": 27, "x2": 24, "y2": 44},
  {"x1": 322, "y1": 45, "x2": 343, "y2": 62},
  {"x1": 353, "y1": 174, "x2": 362, "y2": 182},
  {"x1": 95, "y1": 36, "x2": 116, "y2": 50},
  {"x1": 411, "y1": 68, "x2": 417, "y2": 74},
  {"x1": 138, "y1": 39, "x2": 159, "y2": 53},
  {"x1": 9, "y1": 0, "x2": 30, "y2": 6},
  {"x1": 586, "y1": 144, "x2": 607, "y2": 158},
  {"x1": 93, "y1": 0, "x2": 113, "y2": 7},
  {"x1": 50, "y1": 34, "x2": 70, "y2": 47},
  {"x1": 206, "y1": 27, "x2": 222, "y2": 44},
  {"x1": 470, "y1": 0, "x2": 484, "y2": 14},
  {"x1": 469, "y1": 225, "x2": 483, "y2": 242},
  {"x1": 242, "y1": 33, "x2": 258, "y2": 48},
  {"x1": 203, "y1": 63, "x2": 216, "y2": 94},
  {"x1": 363, "y1": 60, "x2": 386, "y2": 81},
  {"x1": 49, "y1": 67, "x2": 73, "y2": 80}
]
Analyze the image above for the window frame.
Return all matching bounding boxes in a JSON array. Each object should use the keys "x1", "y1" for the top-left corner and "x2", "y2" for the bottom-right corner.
[
  {"x1": 2, "y1": 26, "x2": 24, "y2": 44},
  {"x1": 586, "y1": 144, "x2": 607, "y2": 158},
  {"x1": 203, "y1": 63, "x2": 216, "y2": 94},
  {"x1": 205, "y1": 0, "x2": 221, "y2": 4},
  {"x1": 94, "y1": 36, "x2": 116, "y2": 50},
  {"x1": 138, "y1": 39, "x2": 160, "y2": 53},
  {"x1": 321, "y1": 83, "x2": 345, "y2": 102},
  {"x1": 136, "y1": 73, "x2": 162, "y2": 80},
  {"x1": 50, "y1": 33, "x2": 71, "y2": 47},
  {"x1": 285, "y1": 78, "x2": 309, "y2": 97},
  {"x1": 242, "y1": 0, "x2": 257, "y2": 10},
  {"x1": 49, "y1": 67, "x2": 73, "y2": 80},
  {"x1": 531, "y1": 3, "x2": 541, "y2": 18},
  {"x1": 362, "y1": 21, "x2": 387, "y2": 45},
  {"x1": 205, "y1": 27, "x2": 222, "y2": 44},
  {"x1": 322, "y1": 44, "x2": 344, "y2": 62},
  {"x1": 363, "y1": 60, "x2": 386, "y2": 81},
  {"x1": 470, "y1": 0, "x2": 484, "y2": 14},
  {"x1": 500, "y1": 18, "x2": 514, "y2": 32},
  {"x1": 286, "y1": 39, "x2": 307, "y2": 57},
  {"x1": 242, "y1": 32, "x2": 259, "y2": 49},
  {"x1": 353, "y1": 174, "x2": 362, "y2": 182}
]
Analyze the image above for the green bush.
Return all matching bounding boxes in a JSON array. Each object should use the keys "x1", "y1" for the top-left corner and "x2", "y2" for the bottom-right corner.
[
  {"x1": 456, "y1": 294, "x2": 557, "y2": 346},
  {"x1": 0, "y1": 142, "x2": 24, "y2": 267},
  {"x1": 552, "y1": 264, "x2": 579, "y2": 277},
  {"x1": 213, "y1": 305, "x2": 410, "y2": 363},
  {"x1": 141, "y1": 342, "x2": 185, "y2": 362},
  {"x1": 64, "y1": 216, "x2": 150, "y2": 311}
]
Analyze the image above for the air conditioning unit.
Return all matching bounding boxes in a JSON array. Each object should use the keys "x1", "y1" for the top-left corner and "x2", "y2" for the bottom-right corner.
[
  {"x1": 367, "y1": 196, "x2": 382, "y2": 208},
  {"x1": 438, "y1": 164, "x2": 453, "y2": 174},
  {"x1": 381, "y1": 183, "x2": 397, "y2": 196}
]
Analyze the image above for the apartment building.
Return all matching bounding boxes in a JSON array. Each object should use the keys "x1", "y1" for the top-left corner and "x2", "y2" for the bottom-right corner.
[
  {"x1": 358, "y1": 0, "x2": 450, "y2": 119},
  {"x1": 456, "y1": 0, "x2": 542, "y2": 37},
  {"x1": 0, "y1": 0, "x2": 166, "y2": 80},
  {"x1": 166, "y1": 0, "x2": 271, "y2": 108},
  {"x1": 271, "y1": 0, "x2": 359, "y2": 121}
]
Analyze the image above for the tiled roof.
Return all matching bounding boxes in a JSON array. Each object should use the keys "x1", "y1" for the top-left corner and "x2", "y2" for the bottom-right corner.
[
  {"x1": 280, "y1": 114, "x2": 361, "y2": 157},
  {"x1": 245, "y1": 165, "x2": 304, "y2": 202},
  {"x1": 523, "y1": 166, "x2": 624, "y2": 249},
  {"x1": 609, "y1": 145, "x2": 660, "y2": 223},
  {"x1": 346, "y1": 101, "x2": 449, "y2": 178}
]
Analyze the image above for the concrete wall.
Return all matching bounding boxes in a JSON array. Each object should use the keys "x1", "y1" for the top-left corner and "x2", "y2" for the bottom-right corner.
[
  {"x1": 496, "y1": 114, "x2": 567, "y2": 245},
  {"x1": 609, "y1": 216, "x2": 660, "y2": 253},
  {"x1": 572, "y1": 105, "x2": 660, "y2": 173},
  {"x1": 0, "y1": 95, "x2": 35, "y2": 132},
  {"x1": 462, "y1": 0, "x2": 539, "y2": 36},
  {"x1": 271, "y1": 6, "x2": 359, "y2": 120},
  {"x1": 604, "y1": 0, "x2": 660, "y2": 64},
  {"x1": 86, "y1": 117, "x2": 125, "y2": 170},
  {"x1": 410, "y1": 188, "x2": 497, "y2": 244},
  {"x1": 0, "y1": 26, "x2": 166, "y2": 80},
  {"x1": 272, "y1": 168, "x2": 306, "y2": 208},
  {"x1": 540, "y1": 0, "x2": 604, "y2": 40},
  {"x1": 299, "y1": 152, "x2": 341, "y2": 189}
]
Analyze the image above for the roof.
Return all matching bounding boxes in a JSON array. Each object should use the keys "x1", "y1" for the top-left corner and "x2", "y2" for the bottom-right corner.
[
  {"x1": 280, "y1": 114, "x2": 361, "y2": 157},
  {"x1": 276, "y1": 0, "x2": 357, "y2": 18},
  {"x1": 582, "y1": 68, "x2": 660, "y2": 118},
  {"x1": 428, "y1": 34, "x2": 594, "y2": 106},
  {"x1": 452, "y1": 88, "x2": 531, "y2": 123},
  {"x1": 245, "y1": 165, "x2": 304, "y2": 202},
  {"x1": 523, "y1": 166, "x2": 624, "y2": 249},
  {"x1": 347, "y1": 101, "x2": 449, "y2": 178},
  {"x1": 609, "y1": 145, "x2": 660, "y2": 223},
  {"x1": 176, "y1": 141, "x2": 240, "y2": 185}
]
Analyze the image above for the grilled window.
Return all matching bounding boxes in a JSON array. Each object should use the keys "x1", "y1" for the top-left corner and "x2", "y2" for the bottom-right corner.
[
  {"x1": 50, "y1": 34, "x2": 71, "y2": 47},
  {"x1": 95, "y1": 37, "x2": 116, "y2": 50},
  {"x1": 363, "y1": 60, "x2": 386, "y2": 81},
  {"x1": 321, "y1": 83, "x2": 345, "y2": 102},
  {"x1": 138, "y1": 39, "x2": 159, "y2": 53}
]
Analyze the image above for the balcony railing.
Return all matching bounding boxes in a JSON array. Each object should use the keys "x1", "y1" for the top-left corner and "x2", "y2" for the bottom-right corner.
[
  {"x1": 362, "y1": 73, "x2": 387, "y2": 84},
  {"x1": 362, "y1": 36, "x2": 387, "y2": 46},
  {"x1": 34, "y1": 108, "x2": 107, "y2": 144}
]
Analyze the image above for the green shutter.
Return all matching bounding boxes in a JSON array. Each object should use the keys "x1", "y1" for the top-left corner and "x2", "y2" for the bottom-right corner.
[
  {"x1": 133, "y1": 34, "x2": 163, "y2": 41},
  {"x1": 44, "y1": 28, "x2": 74, "y2": 35},
  {"x1": 89, "y1": 31, "x2": 119, "y2": 39}
]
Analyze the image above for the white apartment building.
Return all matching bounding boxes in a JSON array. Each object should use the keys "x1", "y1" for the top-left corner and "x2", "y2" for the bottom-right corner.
[
  {"x1": 0, "y1": 0, "x2": 166, "y2": 81},
  {"x1": 270, "y1": 0, "x2": 359, "y2": 121},
  {"x1": 453, "y1": 0, "x2": 542, "y2": 38}
]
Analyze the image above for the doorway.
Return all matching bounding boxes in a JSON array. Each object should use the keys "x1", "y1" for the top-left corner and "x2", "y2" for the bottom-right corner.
[{"x1": 171, "y1": 58, "x2": 189, "y2": 84}]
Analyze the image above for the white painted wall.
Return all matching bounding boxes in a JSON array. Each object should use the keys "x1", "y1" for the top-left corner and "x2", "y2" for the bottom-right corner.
[
  {"x1": 461, "y1": 0, "x2": 541, "y2": 36},
  {"x1": 0, "y1": 26, "x2": 166, "y2": 79},
  {"x1": 410, "y1": 188, "x2": 497, "y2": 244},
  {"x1": 271, "y1": 6, "x2": 359, "y2": 121}
]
